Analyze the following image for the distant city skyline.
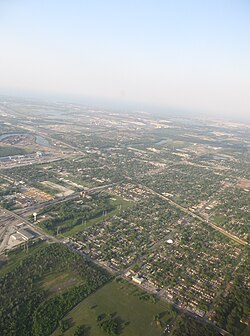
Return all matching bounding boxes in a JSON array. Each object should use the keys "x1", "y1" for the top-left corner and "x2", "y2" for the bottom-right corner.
[{"x1": 0, "y1": 0, "x2": 250, "y2": 120}]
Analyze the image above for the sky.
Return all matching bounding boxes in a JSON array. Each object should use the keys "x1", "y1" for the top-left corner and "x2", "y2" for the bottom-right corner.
[{"x1": 0, "y1": 0, "x2": 250, "y2": 120}]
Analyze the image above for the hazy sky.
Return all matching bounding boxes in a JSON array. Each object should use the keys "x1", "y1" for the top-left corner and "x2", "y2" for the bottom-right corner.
[{"x1": 0, "y1": 0, "x2": 250, "y2": 119}]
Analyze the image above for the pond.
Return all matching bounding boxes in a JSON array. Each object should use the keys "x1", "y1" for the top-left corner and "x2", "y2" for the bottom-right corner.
[{"x1": 0, "y1": 133, "x2": 52, "y2": 148}]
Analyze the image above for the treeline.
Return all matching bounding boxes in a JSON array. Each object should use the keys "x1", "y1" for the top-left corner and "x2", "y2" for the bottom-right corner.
[
  {"x1": 4, "y1": 164, "x2": 56, "y2": 183},
  {"x1": 0, "y1": 243, "x2": 111, "y2": 336},
  {"x1": 33, "y1": 284, "x2": 98, "y2": 336},
  {"x1": 0, "y1": 185, "x2": 21, "y2": 197},
  {"x1": 214, "y1": 264, "x2": 250, "y2": 336},
  {"x1": 0, "y1": 146, "x2": 28, "y2": 157},
  {"x1": 170, "y1": 314, "x2": 219, "y2": 336}
]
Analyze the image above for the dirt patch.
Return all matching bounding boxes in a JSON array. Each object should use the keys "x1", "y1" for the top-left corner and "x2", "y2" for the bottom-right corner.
[
  {"x1": 49, "y1": 277, "x2": 79, "y2": 293},
  {"x1": 238, "y1": 179, "x2": 250, "y2": 191},
  {"x1": 42, "y1": 272, "x2": 80, "y2": 294}
]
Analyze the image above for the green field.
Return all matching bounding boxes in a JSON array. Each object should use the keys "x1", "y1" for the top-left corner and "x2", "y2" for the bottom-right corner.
[
  {"x1": 0, "y1": 145, "x2": 29, "y2": 157},
  {"x1": 64, "y1": 196, "x2": 131, "y2": 237},
  {"x1": 212, "y1": 214, "x2": 226, "y2": 225},
  {"x1": 53, "y1": 279, "x2": 176, "y2": 336},
  {"x1": 0, "y1": 241, "x2": 111, "y2": 336},
  {"x1": 40, "y1": 271, "x2": 82, "y2": 296},
  {"x1": 37, "y1": 194, "x2": 131, "y2": 237}
]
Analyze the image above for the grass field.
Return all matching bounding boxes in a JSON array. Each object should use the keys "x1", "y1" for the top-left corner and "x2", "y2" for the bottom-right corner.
[
  {"x1": 37, "y1": 194, "x2": 131, "y2": 237},
  {"x1": 62, "y1": 196, "x2": 131, "y2": 237},
  {"x1": 212, "y1": 214, "x2": 226, "y2": 225},
  {"x1": 41, "y1": 271, "x2": 82, "y2": 295},
  {"x1": 53, "y1": 279, "x2": 176, "y2": 336},
  {"x1": 0, "y1": 241, "x2": 112, "y2": 336}
]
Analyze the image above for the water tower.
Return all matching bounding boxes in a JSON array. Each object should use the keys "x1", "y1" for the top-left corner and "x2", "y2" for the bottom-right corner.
[{"x1": 33, "y1": 212, "x2": 37, "y2": 222}]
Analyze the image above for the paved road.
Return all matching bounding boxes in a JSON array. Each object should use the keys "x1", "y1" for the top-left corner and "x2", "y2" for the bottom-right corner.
[
  {"x1": 15, "y1": 182, "x2": 120, "y2": 217},
  {"x1": 0, "y1": 206, "x2": 58, "y2": 254},
  {"x1": 0, "y1": 182, "x2": 121, "y2": 253},
  {"x1": 140, "y1": 184, "x2": 249, "y2": 247},
  {"x1": 14, "y1": 192, "x2": 80, "y2": 216},
  {"x1": 2, "y1": 194, "x2": 232, "y2": 335}
]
